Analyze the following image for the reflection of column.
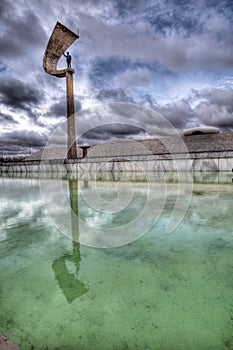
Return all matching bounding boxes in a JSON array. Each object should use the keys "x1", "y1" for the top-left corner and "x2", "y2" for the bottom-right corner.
[
  {"x1": 52, "y1": 179, "x2": 88, "y2": 303},
  {"x1": 69, "y1": 179, "x2": 79, "y2": 241},
  {"x1": 83, "y1": 179, "x2": 89, "y2": 188}
]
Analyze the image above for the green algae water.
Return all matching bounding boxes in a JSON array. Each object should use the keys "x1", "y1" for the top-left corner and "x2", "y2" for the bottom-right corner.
[{"x1": 0, "y1": 173, "x2": 232, "y2": 350}]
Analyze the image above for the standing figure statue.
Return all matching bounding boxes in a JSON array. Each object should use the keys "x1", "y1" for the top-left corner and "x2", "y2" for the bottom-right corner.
[{"x1": 63, "y1": 51, "x2": 72, "y2": 68}]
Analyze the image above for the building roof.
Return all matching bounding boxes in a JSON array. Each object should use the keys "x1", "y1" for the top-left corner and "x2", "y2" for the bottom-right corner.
[{"x1": 23, "y1": 132, "x2": 233, "y2": 161}]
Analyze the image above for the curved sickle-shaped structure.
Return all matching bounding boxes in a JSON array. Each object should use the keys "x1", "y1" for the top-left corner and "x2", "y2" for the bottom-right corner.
[{"x1": 43, "y1": 22, "x2": 79, "y2": 78}]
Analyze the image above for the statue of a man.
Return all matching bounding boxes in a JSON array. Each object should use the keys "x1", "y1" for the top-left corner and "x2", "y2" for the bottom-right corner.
[{"x1": 63, "y1": 51, "x2": 72, "y2": 68}]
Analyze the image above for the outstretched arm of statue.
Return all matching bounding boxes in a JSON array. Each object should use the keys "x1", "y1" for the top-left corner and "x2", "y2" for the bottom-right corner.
[{"x1": 63, "y1": 52, "x2": 67, "y2": 57}]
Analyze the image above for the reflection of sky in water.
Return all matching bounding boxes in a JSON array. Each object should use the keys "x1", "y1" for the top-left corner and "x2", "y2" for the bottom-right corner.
[
  {"x1": 0, "y1": 175, "x2": 232, "y2": 350},
  {"x1": 0, "y1": 199, "x2": 43, "y2": 232},
  {"x1": 40, "y1": 177, "x2": 163, "y2": 247},
  {"x1": 84, "y1": 208, "x2": 114, "y2": 227}
]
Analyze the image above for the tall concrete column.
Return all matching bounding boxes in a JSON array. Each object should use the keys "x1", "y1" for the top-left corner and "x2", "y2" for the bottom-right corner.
[
  {"x1": 43, "y1": 22, "x2": 79, "y2": 160},
  {"x1": 66, "y1": 69, "x2": 77, "y2": 159}
]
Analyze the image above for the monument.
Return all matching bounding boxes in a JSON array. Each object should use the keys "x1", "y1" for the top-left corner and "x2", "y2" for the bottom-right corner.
[{"x1": 43, "y1": 22, "x2": 79, "y2": 159}]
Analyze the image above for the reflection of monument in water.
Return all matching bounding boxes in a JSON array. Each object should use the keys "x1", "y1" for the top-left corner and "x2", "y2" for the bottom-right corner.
[{"x1": 52, "y1": 179, "x2": 89, "y2": 303}]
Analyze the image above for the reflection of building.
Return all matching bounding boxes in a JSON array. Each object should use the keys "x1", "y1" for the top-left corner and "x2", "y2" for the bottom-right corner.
[{"x1": 52, "y1": 179, "x2": 89, "y2": 303}]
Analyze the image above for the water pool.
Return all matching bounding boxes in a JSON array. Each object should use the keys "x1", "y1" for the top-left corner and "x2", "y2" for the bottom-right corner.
[{"x1": 0, "y1": 173, "x2": 232, "y2": 349}]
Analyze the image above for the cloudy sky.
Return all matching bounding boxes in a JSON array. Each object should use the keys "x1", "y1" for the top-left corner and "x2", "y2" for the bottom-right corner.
[{"x1": 0, "y1": 0, "x2": 233, "y2": 155}]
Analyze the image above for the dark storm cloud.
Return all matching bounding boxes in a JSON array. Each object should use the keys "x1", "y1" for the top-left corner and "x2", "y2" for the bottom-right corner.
[
  {"x1": 144, "y1": 3, "x2": 201, "y2": 36},
  {"x1": 196, "y1": 104, "x2": 233, "y2": 129},
  {"x1": 0, "y1": 112, "x2": 18, "y2": 125},
  {"x1": 0, "y1": 76, "x2": 43, "y2": 111},
  {"x1": 78, "y1": 123, "x2": 148, "y2": 145},
  {"x1": 89, "y1": 58, "x2": 130, "y2": 88},
  {"x1": 154, "y1": 99, "x2": 193, "y2": 129},
  {"x1": 0, "y1": 143, "x2": 30, "y2": 155},
  {"x1": 192, "y1": 88, "x2": 233, "y2": 129},
  {"x1": 0, "y1": 130, "x2": 48, "y2": 148},
  {"x1": 75, "y1": 102, "x2": 180, "y2": 143},
  {"x1": 48, "y1": 99, "x2": 67, "y2": 118},
  {"x1": 151, "y1": 87, "x2": 233, "y2": 131},
  {"x1": 98, "y1": 86, "x2": 233, "y2": 133},
  {"x1": 47, "y1": 98, "x2": 82, "y2": 118},
  {"x1": 96, "y1": 88, "x2": 158, "y2": 108},
  {"x1": 97, "y1": 88, "x2": 133, "y2": 103},
  {"x1": 90, "y1": 57, "x2": 161, "y2": 89},
  {"x1": 0, "y1": 0, "x2": 11, "y2": 17},
  {"x1": 193, "y1": 88, "x2": 233, "y2": 111},
  {"x1": 139, "y1": 94, "x2": 158, "y2": 109},
  {"x1": 0, "y1": 6, "x2": 46, "y2": 59},
  {"x1": 0, "y1": 61, "x2": 7, "y2": 73}
]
